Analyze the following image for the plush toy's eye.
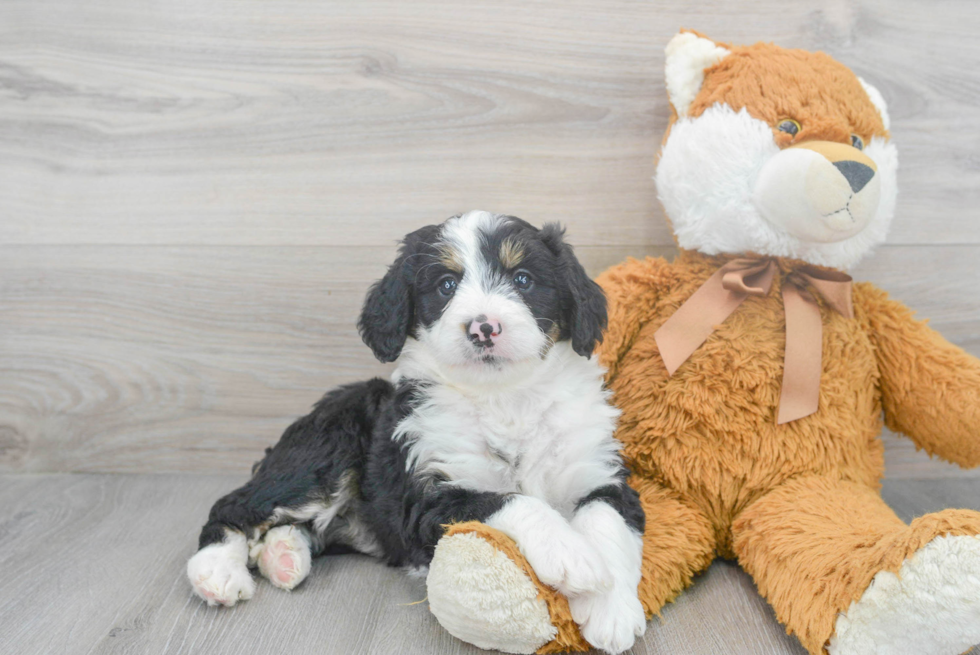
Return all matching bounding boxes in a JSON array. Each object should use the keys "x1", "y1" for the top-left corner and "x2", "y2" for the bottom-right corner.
[
  {"x1": 777, "y1": 119, "x2": 801, "y2": 136},
  {"x1": 513, "y1": 271, "x2": 533, "y2": 291},
  {"x1": 437, "y1": 275, "x2": 457, "y2": 297},
  {"x1": 851, "y1": 134, "x2": 864, "y2": 150}
]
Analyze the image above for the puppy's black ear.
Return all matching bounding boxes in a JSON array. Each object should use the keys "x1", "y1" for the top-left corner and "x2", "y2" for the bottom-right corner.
[
  {"x1": 542, "y1": 223, "x2": 607, "y2": 358},
  {"x1": 358, "y1": 243, "x2": 415, "y2": 363}
]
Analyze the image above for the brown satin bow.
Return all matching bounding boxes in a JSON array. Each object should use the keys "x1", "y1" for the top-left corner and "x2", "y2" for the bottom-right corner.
[{"x1": 654, "y1": 258, "x2": 854, "y2": 424}]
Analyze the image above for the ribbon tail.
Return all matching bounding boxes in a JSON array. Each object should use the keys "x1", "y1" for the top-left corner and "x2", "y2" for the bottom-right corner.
[{"x1": 777, "y1": 284, "x2": 823, "y2": 424}]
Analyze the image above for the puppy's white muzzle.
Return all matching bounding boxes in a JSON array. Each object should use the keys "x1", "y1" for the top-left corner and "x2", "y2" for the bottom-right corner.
[{"x1": 753, "y1": 141, "x2": 881, "y2": 244}]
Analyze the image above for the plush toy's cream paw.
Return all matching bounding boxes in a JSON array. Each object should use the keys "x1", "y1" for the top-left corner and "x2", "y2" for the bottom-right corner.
[
  {"x1": 428, "y1": 530, "x2": 557, "y2": 654},
  {"x1": 187, "y1": 531, "x2": 256, "y2": 607},
  {"x1": 252, "y1": 525, "x2": 312, "y2": 591},
  {"x1": 428, "y1": 522, "x2": 593, "y2": 654},
  {"x1": 828, "y1": 534, "x2": 980, "y2": 655},
  {"x1": 568, "y1": 587, "x2": 646, "y2": 655}
]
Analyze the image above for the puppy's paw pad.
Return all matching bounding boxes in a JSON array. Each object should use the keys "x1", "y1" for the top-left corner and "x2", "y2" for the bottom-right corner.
[
  {"x1": 256, "y1": 526, "x2": 312, "y2": 591},
  {"x1": 572, "y1": 589, "x2": 646, "y2": 655},
  {"x1": 187, "y1": 543, "x2": 255, "y2": 607}
]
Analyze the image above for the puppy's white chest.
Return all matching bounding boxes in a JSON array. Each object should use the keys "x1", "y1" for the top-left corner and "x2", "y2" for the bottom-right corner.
[
  {"x1": 464, "y1": 407, "x2": 560, "y2": 490},
  {"x1": 392, "y1": 345, "x2": 623, "y2": 510}
]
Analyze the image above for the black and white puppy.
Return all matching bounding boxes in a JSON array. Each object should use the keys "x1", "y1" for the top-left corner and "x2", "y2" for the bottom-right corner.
[{"x1": 186, "y1": 211, "x2": 646, "y2": 653}]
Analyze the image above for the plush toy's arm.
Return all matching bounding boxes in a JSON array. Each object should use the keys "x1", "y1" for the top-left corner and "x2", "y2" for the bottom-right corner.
[
  {"x1": 855, "y1": 282, "x2": 980, "y2": 468},
  {"x1": 594, "y1": 256, "x2": 673, "y2": 379}
]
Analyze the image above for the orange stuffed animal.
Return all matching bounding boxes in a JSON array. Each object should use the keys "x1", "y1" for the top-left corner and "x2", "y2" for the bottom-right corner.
[{"x1": 425, "y1": 31, "x2": 980, "y2": 655}]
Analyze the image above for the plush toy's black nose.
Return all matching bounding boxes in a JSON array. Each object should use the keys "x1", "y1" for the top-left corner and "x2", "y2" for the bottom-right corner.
[{"x1": 834, "y1": 160, "x2": 875, "y2": 193}]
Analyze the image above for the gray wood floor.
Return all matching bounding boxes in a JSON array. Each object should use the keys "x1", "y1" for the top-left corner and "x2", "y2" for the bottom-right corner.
[
  {"x1": 2, "y1": 0, "x2": 980, "y2": 480},
  {"x1": 1, "y1": 473, "x2": 976, "y2": 655}
]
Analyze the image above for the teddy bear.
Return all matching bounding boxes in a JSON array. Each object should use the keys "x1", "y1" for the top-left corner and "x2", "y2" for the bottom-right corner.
[{"x1": 424, "y1": 31, "x2": 980, "y2": 655}]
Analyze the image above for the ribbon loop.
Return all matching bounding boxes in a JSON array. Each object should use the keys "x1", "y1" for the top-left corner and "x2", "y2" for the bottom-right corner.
[
  {"x1": 654, "y1": 257, "x2": 853, "y2": 424},
  {"x1": 721, "y1": 259, "x2": 777, "y2": 296}
]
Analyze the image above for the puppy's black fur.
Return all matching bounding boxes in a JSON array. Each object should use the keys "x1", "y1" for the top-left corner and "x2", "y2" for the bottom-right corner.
[{"x1": 195, "y1": 215, "x2": 642, "y2": 573}]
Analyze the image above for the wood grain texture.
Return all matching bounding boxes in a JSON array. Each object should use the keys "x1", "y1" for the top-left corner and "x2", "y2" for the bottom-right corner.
[
  {"x1": 0, "y1": 244, "x2": 670, "y2": 473},
  {"x1": 1, "y1": 244, "x2": 977, "y2": 475},
  {"x1": 1, "y1": 0, "x2": 980, "y2": 247},
  {"x1": 1, "y1": 1, "x2": 979, "y2": 478},
  {"x1": 0, "y1": 474, "x2": 974, "y2": 655}
]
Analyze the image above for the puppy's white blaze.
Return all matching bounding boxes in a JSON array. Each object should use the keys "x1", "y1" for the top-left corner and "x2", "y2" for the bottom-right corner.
[
  {"x1": 443, "y1": 209, "x2": 500, "y2": 292},
  {"x1": 417, "y1": 210, "x2": 548, "y2": 368},
  {"x1": 657, "y1": 104, "x2": 898, "y2": 270}
]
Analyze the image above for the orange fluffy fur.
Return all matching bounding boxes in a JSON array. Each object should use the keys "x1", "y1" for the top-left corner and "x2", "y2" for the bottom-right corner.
[
  {"x1": 598, "y1": 253, "x2": 980, "y2": 654},
  {"x1": 438, "y1": 39, "x2": 980, "y2": 654}
]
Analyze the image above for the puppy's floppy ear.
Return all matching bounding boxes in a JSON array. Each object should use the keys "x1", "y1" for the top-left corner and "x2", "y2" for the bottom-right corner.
[
  {"x1": 358, "y1": 241, "x2": 416, "y2": 363},
  {"x1": 541, "y1": 223, "x2": 607, "y2": 358}
]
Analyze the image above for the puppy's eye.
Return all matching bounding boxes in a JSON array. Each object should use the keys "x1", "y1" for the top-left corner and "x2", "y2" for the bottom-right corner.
[
  {"x1": 777, "y1": 119, "x2": 800, "y2": 136},
  {"x1": 437, "y1": 276, "x2": 457, "y2": 297},
  {"x1": 851, "y1": 134, "x2": 864, "y2": 150},
  {"x1": 513, "y1": 271, "x2": 532, "y2": 291}
]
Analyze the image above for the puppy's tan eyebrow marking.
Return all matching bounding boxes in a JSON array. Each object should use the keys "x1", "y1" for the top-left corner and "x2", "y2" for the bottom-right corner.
[
  {"x1": 437, "y1": 242, "x2": 464, "y2": 273},
  {"x1": 499, "y1": 238, "x2": 525, "y2": 269}
]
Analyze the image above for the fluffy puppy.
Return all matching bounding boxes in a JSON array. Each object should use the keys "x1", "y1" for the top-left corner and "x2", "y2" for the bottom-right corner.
[{"x1": 185, "y1": 211, "x2": 646, "y2": 653}]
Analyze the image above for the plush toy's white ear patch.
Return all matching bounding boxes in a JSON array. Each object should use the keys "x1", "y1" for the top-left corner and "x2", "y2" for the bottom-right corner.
[
  {"x1": 859, "y1": 77, "x2": 891, "y2": 130},
  {"x1": 665, "y1": 31, "x2": 730, "y2": 118}
]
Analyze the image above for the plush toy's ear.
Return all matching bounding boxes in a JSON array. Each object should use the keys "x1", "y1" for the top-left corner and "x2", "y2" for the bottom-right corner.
[
  {"x1": 858, "y1": 77, "x2": 891, "y2": 130},
  {"x1": 665, "y1": 30, "x2": 730, "y2": 118},
  {"x1": 358, "y1": 242, "x2": 416, "y2": 363},
  {"x1": 541, "y1": 223, "x2": 607, "y2": 358}
]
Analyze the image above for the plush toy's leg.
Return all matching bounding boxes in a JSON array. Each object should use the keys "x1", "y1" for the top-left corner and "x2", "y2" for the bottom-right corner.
[
  {"x1": 629, "y1": 477, "x2": 717, "y2": 618},
  {"x1": 732, "y1": 476, "x2": 980, "y2": 655},
  {"x1": 426, "y1": 479, "x2": 716, "y2": 654}
]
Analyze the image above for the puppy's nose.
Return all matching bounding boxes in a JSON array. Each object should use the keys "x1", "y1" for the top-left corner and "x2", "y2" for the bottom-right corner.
[
  {"x1": 833, "y1": 160, "x2": 875, "y2": 193},
  {"x1": 468, "y1": 314, "x2": 502, "y2": 346}
]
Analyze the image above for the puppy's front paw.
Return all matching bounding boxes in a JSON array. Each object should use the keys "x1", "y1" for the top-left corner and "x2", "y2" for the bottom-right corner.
[
  {"x1": 525, "y1": 532, "x2": 612, "y2": 596},
  {"x1": 187, "y1": 535, "x2": 255, "y2": 607},
  {"x1": 570, "y1": 587, "x2": 646, "y2": 655}
]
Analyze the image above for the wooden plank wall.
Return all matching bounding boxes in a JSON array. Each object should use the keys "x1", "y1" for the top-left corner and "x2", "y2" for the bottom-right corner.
[{"x1": 1, "y1": 0, "x2": 978, "y2": 475}]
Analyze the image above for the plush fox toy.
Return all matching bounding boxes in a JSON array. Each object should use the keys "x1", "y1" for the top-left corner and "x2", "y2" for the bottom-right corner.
[{"x1": 425, "y1": 32, "x2": 980, "y2": 655}]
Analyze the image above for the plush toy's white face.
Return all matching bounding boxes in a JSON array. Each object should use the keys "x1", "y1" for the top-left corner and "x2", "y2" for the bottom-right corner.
[{"x1": 655, "y1": 32, "x2": 898, "y2": 270}]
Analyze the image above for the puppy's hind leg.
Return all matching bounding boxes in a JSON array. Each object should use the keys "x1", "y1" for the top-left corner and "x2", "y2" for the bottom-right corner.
[
  {"x1": 186, "y1": 378, "x2": 392, "y2": 607},
  {"x1": 252, "y1": 525, "x2": 313, "y2": 591},
  {"x1": 187, "y1": 529, "x2": 256, "y2": 607}
]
